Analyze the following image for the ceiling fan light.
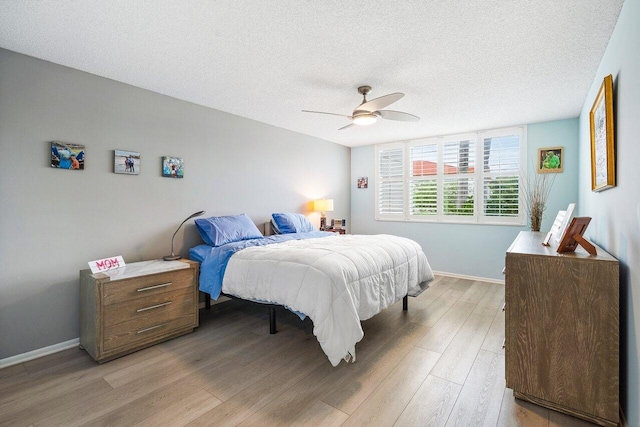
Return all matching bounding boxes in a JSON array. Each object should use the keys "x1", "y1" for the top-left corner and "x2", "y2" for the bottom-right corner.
[{"x1": 353, "y1": 114, "x2": 378, "y2": 126}]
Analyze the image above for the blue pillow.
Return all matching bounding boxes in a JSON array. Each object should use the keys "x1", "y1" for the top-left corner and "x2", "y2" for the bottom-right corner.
[
  {"x1": 195, "y1": 213, "x2": 263, "y2": 247},
  {"x1": 271, "y1": 212, "x2": 317, "y2": 234}
]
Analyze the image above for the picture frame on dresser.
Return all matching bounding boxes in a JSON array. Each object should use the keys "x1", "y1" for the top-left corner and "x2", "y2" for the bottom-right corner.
[
  {"x1": 552, "y1": 202, "x2": 576, "y2": 244},
  {"x1": 557, "y1": 217, "x2": 597, "y2": 255}
]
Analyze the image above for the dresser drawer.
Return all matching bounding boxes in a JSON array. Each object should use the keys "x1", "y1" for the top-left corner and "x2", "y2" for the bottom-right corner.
[
  {"x1": 102, "y1": 268, "x2": 194, "y2": 306},
  {"x1": 103, "y1": 297, "x2": 196, "y2": 352},
  {"x1": 103, "y1": 287, "x2": 194, "y2": 328}
]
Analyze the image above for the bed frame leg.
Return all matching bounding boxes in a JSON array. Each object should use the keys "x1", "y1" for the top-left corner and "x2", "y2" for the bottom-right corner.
[
  {"x1": 269, "y1": 307, "x2": 277, "y2": 334},
  {"x1": 403, "y1": 295, "x2": 408, "y2": 311},
  {"x1": 205, "y1": 293, "x2": 211, "y2": 310}
]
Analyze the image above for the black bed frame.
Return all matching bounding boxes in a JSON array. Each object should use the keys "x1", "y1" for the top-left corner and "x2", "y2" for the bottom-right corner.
[{"x1": 203, "y1": 292, "x2": 409, "y2": 334}]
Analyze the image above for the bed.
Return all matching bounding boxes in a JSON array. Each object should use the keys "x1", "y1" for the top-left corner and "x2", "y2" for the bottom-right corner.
[{"x1": 189, "y1": 213, "x2": 434, "y2": 366}]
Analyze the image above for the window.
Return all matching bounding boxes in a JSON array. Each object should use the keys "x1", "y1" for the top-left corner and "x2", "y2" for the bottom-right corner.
[{"x1": 375, "y1": 126, "x2": 526, "y2": 225}]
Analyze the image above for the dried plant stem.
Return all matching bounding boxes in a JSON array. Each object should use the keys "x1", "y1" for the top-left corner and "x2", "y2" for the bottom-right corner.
[{"x1": 522, "y1": 169, "x2": 556, "y2": 232}]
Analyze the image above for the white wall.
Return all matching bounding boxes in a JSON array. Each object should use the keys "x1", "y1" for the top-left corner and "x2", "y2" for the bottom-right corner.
[
  {"x1": 351, "y1": 118, "x2": 579, "y2": 280},
  {"x1": 577, "y1": 0, "x2": 640, "y2": 422},
  {"x1": 0, "y1": 49, "x2": 350, "y2": 359}
]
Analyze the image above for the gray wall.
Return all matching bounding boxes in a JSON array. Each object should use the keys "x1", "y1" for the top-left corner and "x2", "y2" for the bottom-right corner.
[
  {"x1": 0, "y1": 49, "x2": 350, "y2": 359},
  {"x1": 351, "y1": 118, "x2": 579, "y2": 280},
  {"x1": 577, "y1": 0, "x2": 640, "y2": 421}
]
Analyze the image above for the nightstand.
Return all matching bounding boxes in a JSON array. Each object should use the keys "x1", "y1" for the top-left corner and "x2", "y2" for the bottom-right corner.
[
  {"x1": 80, "y1": 259, "x2": 199, "y2": 363},
  {"x1": 325, "y1": 228, "x2": 346, "y2": 234}
]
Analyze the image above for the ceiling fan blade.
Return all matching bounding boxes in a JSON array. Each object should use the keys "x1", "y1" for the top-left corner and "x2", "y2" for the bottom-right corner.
[
  {"x1": 378, "y1": 110, "x2": 420, "y2": 122},
  {"x1": 338, "y1": 123, "x2": 355, "y2": 130},
  {"x1": 359, "y1": 93, "x2": 404, "y2": 112},
  {"x1": 302, "y1": 110, "x2": 351, "y2": 118}
]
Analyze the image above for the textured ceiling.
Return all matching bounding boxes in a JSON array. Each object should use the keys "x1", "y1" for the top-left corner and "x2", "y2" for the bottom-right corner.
[{"x1": 0, "y1": 0, "x2": 625, "y2": 147}]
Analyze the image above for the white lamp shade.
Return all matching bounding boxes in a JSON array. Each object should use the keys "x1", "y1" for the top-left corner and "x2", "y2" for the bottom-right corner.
[
  {"x1": 313, "y1": 199, "x2": 334, "y2": 212},
  {"x1": 352, "y1": 114, "x2": 378, "y2": 126}
]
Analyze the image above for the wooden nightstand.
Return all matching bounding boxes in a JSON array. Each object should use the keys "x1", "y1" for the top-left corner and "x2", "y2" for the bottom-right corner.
[
  {"x1": 324, "y1": 228, "x2": 346, "y2": 234},
  {"x1": 80, "y1": 259, "x2": 199, "y2": 363}
]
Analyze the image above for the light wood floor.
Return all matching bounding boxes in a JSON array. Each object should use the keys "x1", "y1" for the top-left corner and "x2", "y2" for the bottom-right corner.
[{"x1": 0, "y1": 276, "x2": 600, "y2": 427}]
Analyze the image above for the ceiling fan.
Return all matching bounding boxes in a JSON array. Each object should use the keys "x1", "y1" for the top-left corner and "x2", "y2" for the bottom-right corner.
[{"x1": 302, "y1": 86, "x2": 419, "y2": 130}]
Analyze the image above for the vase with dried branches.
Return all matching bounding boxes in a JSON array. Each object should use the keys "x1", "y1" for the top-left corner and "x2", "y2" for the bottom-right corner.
[{"x1": 522, "y1": 170, "x2": 556, "y2": 232}]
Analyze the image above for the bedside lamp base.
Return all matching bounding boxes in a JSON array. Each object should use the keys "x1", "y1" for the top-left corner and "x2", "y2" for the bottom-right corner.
[{"x1": 163, "y1": 254, "x2": 181, "y2": 261}]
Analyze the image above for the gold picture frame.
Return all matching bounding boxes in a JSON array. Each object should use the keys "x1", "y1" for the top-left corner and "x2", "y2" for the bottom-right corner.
[
  {"x1": 538, "y1": 146, "x2": 563, "y2": 173},
  {"x1": 589, "y1": 74, "x2": 615, "y2": 192}
]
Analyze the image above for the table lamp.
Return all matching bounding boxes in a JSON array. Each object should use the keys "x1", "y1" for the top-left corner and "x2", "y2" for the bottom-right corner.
[
  {"x1": 313, "y1": 199, "x2": 334, "y2": 231},
  {"x1": 163, "y1": 210, "x2": 205, "y2": 261}
]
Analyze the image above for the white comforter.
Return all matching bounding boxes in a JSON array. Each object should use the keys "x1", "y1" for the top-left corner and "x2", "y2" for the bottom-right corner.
[{"x1": 222, "y1": 234, "x2": 434, "y2": 366}]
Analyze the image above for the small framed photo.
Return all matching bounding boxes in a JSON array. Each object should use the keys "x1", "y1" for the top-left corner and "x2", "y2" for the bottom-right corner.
[
  {"x1": 51, "y1": 141, "x2": 85, "y2": 170},
  {"x1": 357, "y1": 177, "x2": 368, "y2": 189},
  {"x1": 162, "y1": 156, "x2": 184, "y2": 178},
  {"x1": 114, "y1": 150, "x2": 140, "y2": 175},
  {"x1": 538, "y1": 147, "x2": 563, "y2": 173}
]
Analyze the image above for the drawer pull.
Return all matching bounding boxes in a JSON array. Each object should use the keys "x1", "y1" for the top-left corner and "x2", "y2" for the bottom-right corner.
[
  {"x1": 137, "y1": 282, "x2": 172, "y2": 292},
  {"x1": 137, "y1": 323, "x2": 169, "y2": 334},
  {"x1": 136, "y1": 301, "x2": 172, "y2": 313}
]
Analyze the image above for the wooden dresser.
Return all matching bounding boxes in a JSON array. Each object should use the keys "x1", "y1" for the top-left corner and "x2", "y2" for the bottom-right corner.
[
  {"x1": 80, "y1": 259, "x2": 199, "y2": 363},
  {"x1": 505, "y1": 231, "x2": 619, "y2": 426}
]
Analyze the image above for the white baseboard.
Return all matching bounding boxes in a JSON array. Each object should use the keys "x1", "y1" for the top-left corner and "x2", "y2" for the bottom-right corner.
[
  {"x1": 0, "y1": 338, "x2": 79, "y2": 369},
  {"x1": 433, "y1": 270, "x2": 504, "y2": 285}
]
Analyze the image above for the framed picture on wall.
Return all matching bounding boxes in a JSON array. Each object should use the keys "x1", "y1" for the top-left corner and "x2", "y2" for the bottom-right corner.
[
  {"x1": 114, "y1": 150, "x2": 140, "y2": 175},
  {"x1": 357, "y1": 177, "x2": 368, "y2": 189},
  {"x1": 51, "y1": 141, "x2": 85, "y2": 170},
  {"x1": 590, "y1": 74, "x2": 616, "y2": 192},
  {"x1": 538, "y1": 147, "x2": 563, "y2": 173},
  {"x1": 162, "y1": 156, "x2": 184, "y2": 178}
]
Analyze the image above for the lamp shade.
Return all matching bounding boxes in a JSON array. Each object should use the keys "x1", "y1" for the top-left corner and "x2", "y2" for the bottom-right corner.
[
  {"x1": 313, "y1": 199, "x2": 334, "y2": 212},
  {"x1": 352, "y1": 113, "x2": 378, "y2": 126}
]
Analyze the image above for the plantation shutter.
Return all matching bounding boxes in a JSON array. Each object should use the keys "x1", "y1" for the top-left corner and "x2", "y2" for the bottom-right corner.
[
  {"x1": 442, "y1": 140, "x2": 475, "y2": 217},
  {"x1": 409, "y1": 143, "x2": 438, "y2": 216},
  {"x1": 482, "y1": 133, "x2": 521, "y2": 219},
  {"x1": 377, "y1": 146, "x2": 404, "y2": 216}
]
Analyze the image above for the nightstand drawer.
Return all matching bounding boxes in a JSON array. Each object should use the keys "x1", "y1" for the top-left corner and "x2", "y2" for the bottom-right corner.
[
  {"x1": 103, "y1": 268, "x2": 194, "y2": 306},
  {"x1": 103, "y1": 287, "x2": 194, "y2": 328},
  {"x1": 103, "y1": 297, "x2": 196, "y2": 351}
]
